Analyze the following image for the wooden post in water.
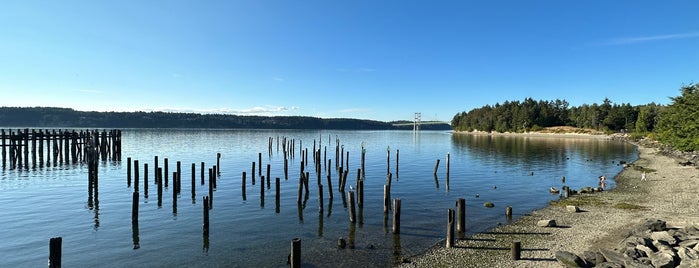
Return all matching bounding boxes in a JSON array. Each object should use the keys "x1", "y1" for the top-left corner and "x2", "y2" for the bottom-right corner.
[
  {"x1": 176, "y1": 161, "x2": 182, "y2": 192},
  {"x1": 203, "y1": 196, "x2": 210, "y2": 236},
  {"x1": 446, "y1": 153, "x2": 450, "y2": 179},
  {"x1": 384, "y1": 184, "x2": 390, "y2": 213},
  {"x1": 201, "y1": 162, "x2": 205, "y2": 185},
  {"x1": 172, "y1": 172, "x2": 178, "y2": 214},
  {"x1": 506, "y1": 206, "x2": 513, "y2": 218},
  {"x1": 290, "y1": 238, "x2": 301, "y2": 268},
  {"x1": 511, "y1": 241, "x2": 521, "y2": 260},
  {"x1": 358, "y1": 179, "x2": 364, "y2": 208},
  {"x1": 164, "y1": 158, "x2": 169, "y2": 188},
  {"x1": 326, "y1": 175, "x2": 333, "y2": 199},
  {"x1": 132, "y1": 191, "x2": 139, "y2": 229},
  {"x1": 208, "y1": 168, "x2": 213, "y2": 209},
  {"x1": 251, "y1": 162, "x2": 256, "y2": 184},
  {"x1": 144, "y1": 163, "x2": 149, "y2": 198},
  {"x1": 275, "y1": 177, "x2": 280, "y2": 204},
  {"x1": 134, "y1": 160, "x2": 140, "y2": 192},
  {"x1": 127, "y1": 157, "x2": 132, "y2": 187},
  {"x1": 212, "y1": 165, "x2": 217, "y2": 189},
  {"x1": 258, "y1": 153, "x2": 262, "y2": 177},
  {"x1": 157, "y1": 168, "x2": 163, "y2": 207},
  {"x1": 216, "y1": 153, "x2": 221, "y2": 175},
  {"x1": 242, "y1": 172, "x2": 247, "y2": 200},
  {"x1": 348, "y1": 190, "x2": 356, "y2": 223},
  {"x1": 456, "y1": 198, "x2": 466, "y2": 238},
  {"x1": 434, "y1": 159, "x2": 440, "y2": 175},
  {"x1": 191, "y1": 163, "x2": 196, "y2": 201},
  {"x1": 447, "y1": 209, "x2": 455, "y2": 248},
  {"x1": 266, "y1": 164, "x2": 271, "y2": 188},
  {"x1": 392, "y1": 198, "x2": 401, "y2": 234},
  {"x1": 386, "y1": 147, "x2": 390, "y2": 176},
  {"x1": 49, "y1": 237, "x2": 62, "y2": 268},
  {"x1": 318, "y1": 183, "x2": 324, "y2": 213},
  {"x1": 396, "y1": 149, "x2": 399, "y2": 177},
  {"x1": 154, "y1": 156, "x2": 159, "y2": 184},
  {"x1": 1, "y1": 129, "x2": 5, "y2": 167}
]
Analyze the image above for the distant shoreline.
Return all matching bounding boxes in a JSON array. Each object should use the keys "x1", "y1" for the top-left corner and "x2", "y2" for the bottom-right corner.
[{"x1": 453, "y1": 129, "x2": 614, "y2": 140}]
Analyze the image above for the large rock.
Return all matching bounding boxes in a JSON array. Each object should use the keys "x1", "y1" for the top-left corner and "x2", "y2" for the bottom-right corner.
[
  {"x1": 652, "y1": 231, "x2": 679, "y2": 246},
  {"x1": 650, "y1": 252, "x2": 677, "y2": 268},
  {"x1": 566, "y1": 205, "x2": 580, "y2": 213},
  {"x1": 582, "y1": 250, "x2": 606, "y2": 266},
  {"x1": 537, "y1": 219, "x2": 557, "y2": 227},
  {"x1": 632, "y1": 219, "x2": 667, "y2": 235},
  {"x1": 555, "y1": 250, "x2": 588, "y2": 267}
]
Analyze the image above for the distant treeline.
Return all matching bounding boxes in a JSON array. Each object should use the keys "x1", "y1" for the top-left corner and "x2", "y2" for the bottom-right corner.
[
  {"x1": 0, "y1": 107, "x2": 451, "y2": 130},
  {"x1": 452, "y1": 83, "x2": 699, "y2": 152}
]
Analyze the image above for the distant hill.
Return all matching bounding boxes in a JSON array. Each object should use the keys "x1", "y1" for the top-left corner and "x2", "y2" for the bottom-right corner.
[{"x1": 0, "y1": 107, "x2": 451, "y2": 130}]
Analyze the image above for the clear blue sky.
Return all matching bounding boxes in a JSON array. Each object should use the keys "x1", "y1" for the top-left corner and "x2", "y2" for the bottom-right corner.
[{"x1": 1, "y1": 1, "x2": 697, "y2": 122}]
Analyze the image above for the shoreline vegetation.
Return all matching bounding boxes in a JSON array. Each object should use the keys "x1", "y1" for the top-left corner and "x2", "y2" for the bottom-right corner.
[
  {"x1": 401, "y1": 130, "x2": 699, "y2": 267},
  {"x1": 0, "y1": 107, "x2": 451, "y2": 130}
]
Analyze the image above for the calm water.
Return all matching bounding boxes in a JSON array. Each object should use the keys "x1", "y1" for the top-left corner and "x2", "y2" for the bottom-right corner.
[{"x1": 0, "y1": 129, "x2": 637, "y2": 267}]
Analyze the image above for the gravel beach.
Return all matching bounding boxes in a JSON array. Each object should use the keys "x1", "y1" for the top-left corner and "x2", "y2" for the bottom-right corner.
[{"x1": 400, "y1": 138, "x2": 699, "y2": 267}]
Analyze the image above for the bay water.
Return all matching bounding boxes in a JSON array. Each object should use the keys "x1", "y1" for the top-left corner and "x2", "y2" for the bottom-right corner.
[{"x1": 0, "y1": 129, "x2": 637, "y2": 267}]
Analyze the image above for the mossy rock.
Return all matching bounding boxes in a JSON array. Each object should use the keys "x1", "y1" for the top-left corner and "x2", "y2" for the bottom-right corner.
[{"x1": 484, "y1": 202, "x2": 495, "y2": 208}]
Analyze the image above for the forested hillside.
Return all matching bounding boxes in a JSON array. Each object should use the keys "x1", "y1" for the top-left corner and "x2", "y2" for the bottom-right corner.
[{"x1": 452, "y1": 83, "x2": 698, "y2": 152}]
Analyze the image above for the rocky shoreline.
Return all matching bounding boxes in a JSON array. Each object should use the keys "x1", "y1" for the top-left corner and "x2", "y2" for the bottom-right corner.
[{"x1": 400, "y1": 136, "x2": 699, "y2": 267}]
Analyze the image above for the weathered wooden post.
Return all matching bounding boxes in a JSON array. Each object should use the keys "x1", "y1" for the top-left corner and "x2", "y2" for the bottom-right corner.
[
  {"x1": 290, "y1": 238, "x2": 301, "y2": 268},
  {"x1": 134, "y1": 160, "x2": 140, "y2": 192},
  {"x1": 157, "y1": 168, "x2": 163, "y2": 207},
  {"x1": 447, "y1": 209, "x2": 455, "y2": 248},
  {"x1": 164, "y1": 158, "x2": 169, "y2": 188},
  {"x1": 216, "y1": 153, "x2": 221, "y2": 175},
  {"x1": 511, "y1": 241, "x2": 521, "y2": 260},
  {"x1": 154, "y1": 156, "x2": 159, "y2": 184},
  {"x1": 258, "y1": 153, "x2": 262, "y2": 177},
  {"x1": 127, "y1": 157, "x2": 132, "y2": 186},
  {"x1": 208, "y1": 168, "x2": 213, "y2": 209},
  {"x1": 144, "y1": 163, "x2": 149, "y2": 198},
  {"x1": 446, "y1": 153, "x2": 450, "y2": 179},
  {"x1": 275, "y1": 177, "x2": 280, "y2": 211},
  {"x1": 201, "y1": 162, "x2": 205, "y2": 185},
  {"x1": 203, "y1": 196, "x2": 210, "y2": 236},
  {"x1": 1, "y1": 129, "x2": 6, "y2": 167},
  {"x1": 176, "y1": 161, "x2": 182, "y2": 192},
  {"x1": 433, "y1": 159, "x2": 440, "y2": 175},
  {"x1": 242, "y1": 172, "x2": 247, "y2": 200},
  {"x1": 212, "y1": 165, "x2": 217, "y2": 189},
  {"x1": 386, "y1": 147, "x2": 390, "y2": 176},
  {"x1": 172, "y1": 172, "x2": 178, "y2": 214},
  {"x1": 132, "y1": 191, "x2": 139, "y2": 227},
  {"x1": 396, "y1": 149, "x2": 399, "y2": 177},
  {"x1": 358, "y1": 179, "x2": 364, "y2": 208},
  {"x1": 49, "y1": 237, "x2": 62, "y2": 268},
  {"x1": 326, "y1": 174, "x2": 333, "y2": 199},
  {"x1": 384, "y1": 184, "x2": 390, "y2": 213},
  {"x1": 191, "y1": 163, "x2": 196, "y2": 201},
  {"x1": 348, "y1": 190, "x2": 356, "y2": 223},
  {"x1": 251, "y1": 162, "x2": 256, "y2": 184},
  {"x1": 457, "y1": 198, "x2": 466, "y2": 238},
  {"x1": 266, "y1": 164, "x2": 271, "y2": 188},
  {"x1": 392, "y1": 198, "x2": 401, "y2": 234},
  {"x1": 318, "y1": 183, "x2": 324, "y2": 213},
  {"x1": 506, "y1": 206, "x2": 513, "y2": 218}
]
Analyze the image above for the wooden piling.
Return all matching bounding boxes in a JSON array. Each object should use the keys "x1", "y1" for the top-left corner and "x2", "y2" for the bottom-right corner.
[
  {"x1": 392, "y1": 198, "x2": 401, "y2": 234},
  {"x1": 49, "y1": 237, "x2": 62, "y2": 268},
  {"x1": 134, "y1": 160, "x2": 140, "y2": 192},
  {"x1": 348, "y1": 190, "x2": 356, "y2": 223},
  {"x1": 131, "y1": 191, "x2": 139, "y2": 226},
  {"x1": 275, "y1": 177, "x2": 280, "y2": 204},
  {"x1": 242, "y1": 172, "x2": 247, "y2": 200},
  {"x1": 157, "y1": 168, "x2": 163, "y2": 207},
  {"x1": 511, "y1": 241, "x2": 521, "y2": 260},
  {"x1": 208, "y1": 168, "x2": 213, "y2": 209},
  {"x1": 326, "y1": 174, "x2": 333, "y2": 199},
  {"x1": 290, "y1": 238, "x2": 301, "y2": 268},
  {"x1": 212, "y1": 165, "x2": 217, "y2": 189},
  {"x1": 358, "y1": 179, "x2": 364, "y2": 208},
  {"x1": 154, "y1": 156, "x2": 159, "y2": 184},
  {"x1": 266, "y1": 164, "x2": 271, "y2": 188},
  {"x1": 216, "y1": 153, "x2": 221, "y2": 175},
  {"x1": 446, "y1": 153, "x2": 450, "y2": 179},
  {"x1": 252, "y1": 162, "x2": 256, "y2": 184},
  {"x1": 447, "y1": 209, "x2": 455, "y2": 248},
  {"x1": 457, "y1": 198, "x2": 466, "y2": 237},
  {"x1": 203, "y1": 196, "x2": 210, "y2": 236},
  {"x1": 176, "y1": 161, "x2": 182, "y2": 192},
  {"x1": 318, "y1": 183, "x2": 324, "y2": 213},
  {"x1": 201, "y1": 162, "x2": 205, "y2": 185},
  {"x1": 164, "y1": 158, "x2": 169, "y2": 187},
  {"x1": 396, "y1": 149, "x2": 399, "y2": 177},
  {"x1": 144, "y1": 163, "x2": 149, "y2": 198},
  {"x1": 172, "y1": 172, "x2": 178, "y2": 214},
  {"x1": 127, "y1": 157, "x2": 132, "y2": 186},
  {"x1": 506, "y1": 206, "x2": 513, "y2": 217},
  {"x1": 258, "y1": 153, "x2": 262, "y2": 176},
  {"x1": 191, "y1": 163, "x2": 196, "y2": 201},
  {"x1": 384, "y1": 184, "x2": 390, "y2": 213},
  {"x1": 434, "y1": 159, "x2": 440, "y2": 175}
]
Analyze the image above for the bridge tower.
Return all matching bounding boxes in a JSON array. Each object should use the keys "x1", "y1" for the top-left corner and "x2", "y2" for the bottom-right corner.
[{"x1": 413, "y1": 112, "x2": 421, "y2": 132}]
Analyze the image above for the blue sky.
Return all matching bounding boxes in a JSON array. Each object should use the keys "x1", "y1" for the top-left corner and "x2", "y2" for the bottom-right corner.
[{"x1": 1, "y1": 1, "x2": 697, "y2": 122}]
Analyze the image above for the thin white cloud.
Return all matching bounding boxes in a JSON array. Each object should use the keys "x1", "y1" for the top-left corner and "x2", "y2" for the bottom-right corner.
[
  {"x1": 272, "y1": 77, "x2": 285, "y2": 82},
  {"x1": 599, "y1": 31, "x2": 699, "y2": 46},
  {"x1": 148, "y1": 106, "x2": 299, "y2": 115}
]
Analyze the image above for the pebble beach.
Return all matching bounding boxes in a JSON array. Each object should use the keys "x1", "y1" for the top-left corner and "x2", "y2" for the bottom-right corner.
[{"x1": 401, "y1": 137, "x2": 699, "y2": 267}]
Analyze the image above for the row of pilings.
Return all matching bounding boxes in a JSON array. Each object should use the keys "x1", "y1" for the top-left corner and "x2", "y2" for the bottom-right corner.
[{"x1": 0, "y1": 128, "x2": 122, "y2": 170}]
